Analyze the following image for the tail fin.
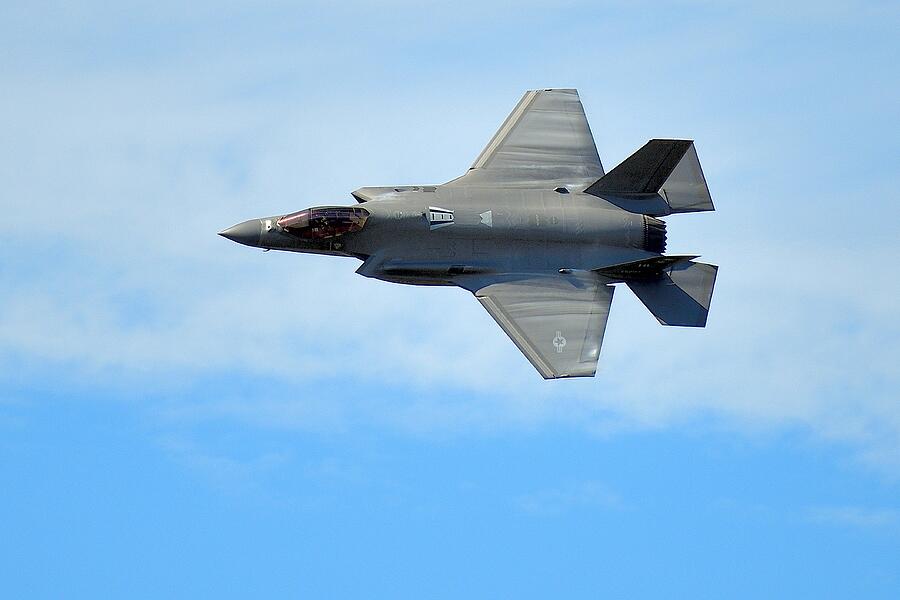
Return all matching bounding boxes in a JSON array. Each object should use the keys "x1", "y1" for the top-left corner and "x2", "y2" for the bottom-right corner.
[
  {"x1": 597, "y1": 256, "x2": 718, "y2": 327},
  {"x1": 585, "y1": 139, "x2": 714, "y2": 216}
]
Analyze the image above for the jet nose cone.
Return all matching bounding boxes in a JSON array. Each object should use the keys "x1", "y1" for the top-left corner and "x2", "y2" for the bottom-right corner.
[{"x1": 219, "y1": 219, "x2": 262, "y2": 247}]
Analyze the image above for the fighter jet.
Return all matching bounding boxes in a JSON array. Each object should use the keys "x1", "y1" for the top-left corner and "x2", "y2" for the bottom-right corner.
[{"x1": 220, "y1": 89, "x2": 717, "y2": 379}]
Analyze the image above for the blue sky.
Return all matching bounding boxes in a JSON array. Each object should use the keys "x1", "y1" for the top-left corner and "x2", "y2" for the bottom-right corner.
[{"x1": 2, "y1": 1, "x2": 899, "y2": 597}]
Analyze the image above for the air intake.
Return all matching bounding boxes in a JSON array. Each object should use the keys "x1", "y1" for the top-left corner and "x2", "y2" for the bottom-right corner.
[{"x1": 643, "y1": 216, "x2": 667, "y2": 254}]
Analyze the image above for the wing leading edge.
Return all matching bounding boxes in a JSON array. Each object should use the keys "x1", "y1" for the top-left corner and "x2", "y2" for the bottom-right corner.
[
  {"x1": 459, "y1": 272, "x2": 615, "y2": 379},
  {"x1": 447, "y1": 89, "x2": 604, "y2": 188}
]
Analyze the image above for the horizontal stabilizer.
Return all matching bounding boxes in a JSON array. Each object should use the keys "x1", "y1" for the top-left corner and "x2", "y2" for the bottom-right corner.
[
  {"x1": 595, "y1": 255, "x2": 698, "y2": 280},
  {"x1": 585, "y1": 139, "x2": 714, "y2": 216},
  {"x1": 626, "y1": 260, "x2": 718, "y2": 327}
]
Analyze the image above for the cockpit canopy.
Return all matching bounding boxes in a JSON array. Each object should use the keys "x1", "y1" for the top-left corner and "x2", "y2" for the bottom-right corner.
[{"x1": 276, "y1": 206, "x2": 369, "y2": 240}]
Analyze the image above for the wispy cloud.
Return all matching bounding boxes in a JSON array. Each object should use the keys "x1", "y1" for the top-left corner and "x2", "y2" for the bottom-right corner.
[
  {"x1": 806, "y1": 506, "x2": 900, "y2": 531},
  {"x1": 515, "y1": 481, "x2": 623, "y2": 516},
  {"x1": 158, "y1": 434, "x2": 291, "y2": 496}
]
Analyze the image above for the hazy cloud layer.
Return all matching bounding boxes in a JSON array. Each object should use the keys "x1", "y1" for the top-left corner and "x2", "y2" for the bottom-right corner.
[{"x1": 2, "y1": 2, "x2": 898, "y2": 474}]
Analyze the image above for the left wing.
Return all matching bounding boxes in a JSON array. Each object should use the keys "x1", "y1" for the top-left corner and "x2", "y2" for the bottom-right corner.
[
  {"x1": 459, "y1": 272, "x2": 615, "y2": 379},
  {"x1": 447, "y1": 89, "x2": 604, "y2": 188}
]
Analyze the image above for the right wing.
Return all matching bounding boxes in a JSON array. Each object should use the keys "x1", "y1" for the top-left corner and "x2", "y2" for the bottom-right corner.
[
  {"x1": 459, "y1": 272, "x2": 615, "y2": 379},
  {"x1": 447, "y1": 89, "x2": 604, "y2": 188}
]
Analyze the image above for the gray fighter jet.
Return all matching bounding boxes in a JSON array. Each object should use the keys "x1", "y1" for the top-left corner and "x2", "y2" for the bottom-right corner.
[{"x1": 220, "y1": 89, "x2": 717, "y2": 379}]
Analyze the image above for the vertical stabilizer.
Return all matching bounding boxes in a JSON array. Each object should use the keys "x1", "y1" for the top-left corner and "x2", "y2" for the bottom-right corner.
[{"x1": 584, "y1": 139, "x2": 714, "y2": 216}]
